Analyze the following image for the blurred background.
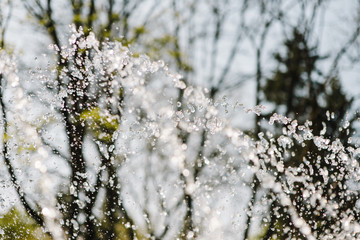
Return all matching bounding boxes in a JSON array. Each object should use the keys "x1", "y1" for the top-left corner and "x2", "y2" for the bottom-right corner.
[{"x1": 1, "y1": 0, "x2": 360, "y2": 239}]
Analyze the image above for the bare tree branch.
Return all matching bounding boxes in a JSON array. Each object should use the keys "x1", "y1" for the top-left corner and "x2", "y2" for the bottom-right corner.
[
  {"x1": 215, "y1": 1, "x2": 249, "y2": 92},
  {"x1": 0, "y1": 73, "x2": 52, "y2": 238},
  {"x1": 325, "y1": 24, "x2": 360, "y2": 85},
  {"x1": 0, "y1": 0, "x2": 12, "y2": 49},
  {"x1": 38, "y1": 131, "x2": 70, "y2": 162}
]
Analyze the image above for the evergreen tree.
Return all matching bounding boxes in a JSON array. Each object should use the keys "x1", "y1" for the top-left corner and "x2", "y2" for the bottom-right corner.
[{"x1": 260, "y1": 28, "x2": 360, "y2": 239}]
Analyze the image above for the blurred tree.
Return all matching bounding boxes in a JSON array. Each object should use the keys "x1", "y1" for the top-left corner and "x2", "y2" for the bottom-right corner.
[
  {"x1": 1, "y1": 0, "x2": 153, "y2": 239},
  {"x1": 257, "y1": 28, "x2": 360, "y2": 239},
  {"x1": 9, "y1": 1, "x2": 255, "y2": 239},
  {"x1": 0, "y1": 1, "x2": 360, "y2": 240}
]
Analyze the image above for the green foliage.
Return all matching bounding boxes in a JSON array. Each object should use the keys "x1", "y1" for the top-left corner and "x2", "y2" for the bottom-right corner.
[
  {"x1": 146, "y1": 34, "x2": 175, "y2": 59},
  {"x1": 73, "y1": 14, "x2": 82, "y2": 25},
  {"x1": 80, "y1": 107, "x2": 119, "y2": 143},
  {"x1": 133, "y1": 26, "x2": 146, "y2": 36},
  {"x1": 249, "y1": 223, "x2": 282, "y2": 240},
  {"x1": 119, "y1": 25, "x2": 147, "y2": 47},
  {"x1": 0, "y1": 208, "x2": 50, "y2": 240},
  {"x1": 144, "y1": 34, "x2": 193, "y2": 71},
  {"x1": 98, "y1": 216, "x2": 147, "y2": 240},
  {"x1": 87, "y1": 13, "x2": 98, "y2": 23}
]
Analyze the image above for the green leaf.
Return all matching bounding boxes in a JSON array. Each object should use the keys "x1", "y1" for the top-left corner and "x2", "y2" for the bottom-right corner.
[
  {"x1": 0, "y1": 208, "x2": 50, "y2": 240},
  {"x1": 80, "y1": 107, "x2": 119, "y2": 143}
]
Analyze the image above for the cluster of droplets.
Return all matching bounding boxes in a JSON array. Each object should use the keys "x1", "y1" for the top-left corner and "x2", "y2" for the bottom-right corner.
[
  {"x1": 1, "y1": 27, "x2": 360, "y2": 239},
  {"x1": 251, "y1": 113, "x2": 360, "y2": 239}
]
